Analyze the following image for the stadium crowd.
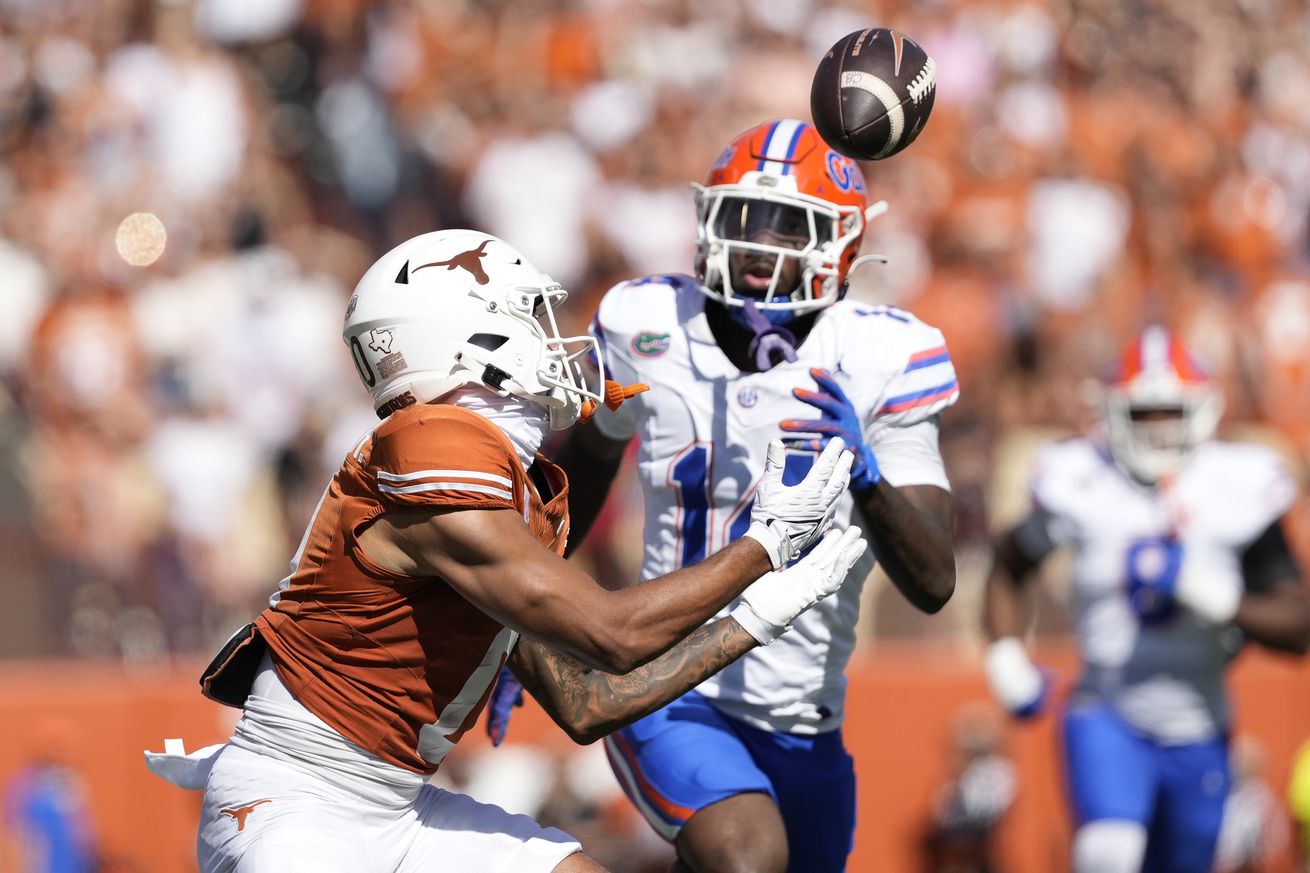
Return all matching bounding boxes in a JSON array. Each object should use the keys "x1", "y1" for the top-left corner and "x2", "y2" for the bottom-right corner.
[
  {"x1": 4, "y1": 0, "x2": 1308, "y2": 659},
  {"x1": 2, "y1": 0, "x2": 1310, "y2": 870}
]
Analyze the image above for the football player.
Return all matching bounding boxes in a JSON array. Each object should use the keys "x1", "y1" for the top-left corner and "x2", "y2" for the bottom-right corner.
[
  {"x1": 144, "y1": 229, "x2": 869, "y2": 873},
  {"x1": 983, "y1": 327, "x2": 1310, "y2": 873},
  {"x1": 549, "y1": 119, "x2": 960, "y2": 873}
]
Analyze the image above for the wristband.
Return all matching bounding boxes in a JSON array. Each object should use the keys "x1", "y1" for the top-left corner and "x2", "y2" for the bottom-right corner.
[
  {"x1": 984, "y1": 637, "x2": 1044, "y2": 713},
  {"x1": 729, "y1": 601, "x2": 786, "y2": 645}
]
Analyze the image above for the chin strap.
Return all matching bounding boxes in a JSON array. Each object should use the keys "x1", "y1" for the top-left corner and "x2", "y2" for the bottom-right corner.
[
  {"x1": 739, "y1": 297, "x2": 798, "y2": 371},
  {"x1": 580, "y1": 380, "x2": 650, "y2": 423}
]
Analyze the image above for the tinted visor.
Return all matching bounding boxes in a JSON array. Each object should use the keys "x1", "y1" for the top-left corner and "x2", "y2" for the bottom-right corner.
[
  {"x1": 713, "y1": 197, "x2": 833, "y2": 250},
  {"x1": 1128, "y1": 406, "x2": 1188, "y2": 452}
]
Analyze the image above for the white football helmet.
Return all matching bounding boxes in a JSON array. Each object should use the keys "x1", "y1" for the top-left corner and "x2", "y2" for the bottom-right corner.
[
  {"x1": 342, "y1": 230, "x2": 603, "y2": 429},
  {"x1": 1103, "y1": 326, "x2": 1223, "y2": 484}
]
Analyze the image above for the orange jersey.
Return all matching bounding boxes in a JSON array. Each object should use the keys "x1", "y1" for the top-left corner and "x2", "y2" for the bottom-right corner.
[{"x1": 254, "y1": 403, "x2": 568, "y2": 774}]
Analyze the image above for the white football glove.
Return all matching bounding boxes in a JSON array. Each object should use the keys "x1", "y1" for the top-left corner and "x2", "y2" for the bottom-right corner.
[
  {"x1": 1174, "y1": 557, "x2": 1243, "y2": 625},
  {"x1": 984, "y1": 637, "x2": 1047, "y2": 719},
  {"x1": 731, "y1": 526, "x2": 868, "y2": 645},
  {"x1": 744, "y1": 438, "x2": 854, "y2": 570}
]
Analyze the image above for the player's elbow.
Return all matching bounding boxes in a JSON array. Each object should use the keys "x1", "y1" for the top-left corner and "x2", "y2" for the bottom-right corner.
[
  {"x1": 917, "y1": 587, "x2": 952, "y2": 615},
  {"x1": 594, "y1": 639, "x2": 645, "y2": 676},
  {"x1": 915, "y1": 568, "x2": 956, "y2": 614},
  {"x1": 1280, "y1": 593, "x2": 1310, "y2": 655},
  {"x1": 572, "y1": 622, "x2": 644, "y2": 675},
  {"x1": 562, "y1": 720, "x2": 607, "y2": 746},
  {"x1": 1290, "y1": 610, "x2": 1310, "y2": 656},
  {"x1": 538, "y1": 694, "x2": 612, "y2": 745}
]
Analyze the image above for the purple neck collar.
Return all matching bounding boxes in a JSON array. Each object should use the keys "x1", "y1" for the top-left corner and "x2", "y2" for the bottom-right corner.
[{"x1": 738, "y1": 298, "x2": 798, "y2": 371}]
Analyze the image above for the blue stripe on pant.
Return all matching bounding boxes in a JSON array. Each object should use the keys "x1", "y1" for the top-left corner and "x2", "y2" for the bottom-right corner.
[{"x1": 1063, "y1": 700, "x2": 1230, "y2": 873}]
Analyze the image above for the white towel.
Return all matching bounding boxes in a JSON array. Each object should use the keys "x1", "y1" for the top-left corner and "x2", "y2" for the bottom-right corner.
[{"x1": 144, "y1": 738, "x2": 226, "y2": 790}]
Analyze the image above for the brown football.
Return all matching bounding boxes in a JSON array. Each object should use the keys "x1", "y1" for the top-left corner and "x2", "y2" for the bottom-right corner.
[{"x1": 810, "y1": 28, "x2": 937, "y2": 161}]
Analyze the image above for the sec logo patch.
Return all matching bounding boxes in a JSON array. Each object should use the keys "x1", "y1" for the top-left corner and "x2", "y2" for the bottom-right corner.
[{"x1": 737, "y1": 386, "x2": 758, "y2": 407}]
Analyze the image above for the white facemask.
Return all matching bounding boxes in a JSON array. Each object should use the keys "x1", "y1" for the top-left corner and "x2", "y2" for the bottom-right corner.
[{"x1": 447, "y1": 385, "x2": 549, "y2": 471}]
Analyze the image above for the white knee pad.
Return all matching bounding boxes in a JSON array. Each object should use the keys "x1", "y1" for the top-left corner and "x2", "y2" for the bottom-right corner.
[{"x1": 1073, "y1": 820, "x2": 1148, "y2": 873}]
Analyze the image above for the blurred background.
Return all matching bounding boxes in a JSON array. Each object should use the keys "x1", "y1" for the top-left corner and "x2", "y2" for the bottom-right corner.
[{"x1": 1, "y1": 0, "x2": 1309, "y2": 870}]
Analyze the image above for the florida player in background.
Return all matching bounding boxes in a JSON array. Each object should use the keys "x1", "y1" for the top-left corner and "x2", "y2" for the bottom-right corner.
[
  {"x1": 983, "y1": 326, "x2": 1310, "y2": 873},
  {"x1": 143, "y1": 229, "x2": 869, "y2": 873},
  {"x1": 545, "y1": 119, "x2": 959, "y2": 873}
]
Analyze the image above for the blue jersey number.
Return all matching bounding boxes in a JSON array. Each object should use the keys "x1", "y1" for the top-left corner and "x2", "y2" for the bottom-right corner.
[
  {"x1": 670, "y1": 445, "x2": 813, "y2": 567},
  {"x1": 854, "y1": 303, "x2": 912, "y2": 323}
]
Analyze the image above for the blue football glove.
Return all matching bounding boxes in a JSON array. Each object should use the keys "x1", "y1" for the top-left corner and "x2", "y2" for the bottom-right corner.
[
  {"x1": 486, "y1": 666, "x2": 524, "y2": 747},
  {"x1": 1125, "y1": 537, "x2": 1183, "y2": 625},
  {"x1": 781, "y1": 368, "x2": 881, "y2": 491}
]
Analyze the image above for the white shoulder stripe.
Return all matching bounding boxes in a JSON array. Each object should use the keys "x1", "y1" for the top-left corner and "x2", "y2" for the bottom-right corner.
[
  {"x1": 759, "y1": 118, "x2": 803, "y2": 176},
  {"x1": 378, "y1": 481, "x2": 514, "y2": 500},
  {"x1": 377, "y1": 468, "x2": 512, "y2": 487}
]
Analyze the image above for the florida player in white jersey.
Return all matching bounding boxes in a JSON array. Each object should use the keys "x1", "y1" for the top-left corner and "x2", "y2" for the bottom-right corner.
[
  {"x1": 143, "y1": 229, "x2": 872, "y2": 873},
  {"x1": 983, "y1": 327, "x2": 1310, "y2": 873},
  {"x1": 541, "y1": 119, "x2": 959, "y2": 873}
]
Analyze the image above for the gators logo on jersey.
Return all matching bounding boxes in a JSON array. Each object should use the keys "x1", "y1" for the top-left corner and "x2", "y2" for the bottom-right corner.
[{"x1": 632, "y1": 332, "x2": 671, "y2": 357}]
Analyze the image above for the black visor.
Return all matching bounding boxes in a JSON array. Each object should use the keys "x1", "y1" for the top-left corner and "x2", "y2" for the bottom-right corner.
[{"x1": 712, "y1": 198, "x2": 833, "y2": 250}]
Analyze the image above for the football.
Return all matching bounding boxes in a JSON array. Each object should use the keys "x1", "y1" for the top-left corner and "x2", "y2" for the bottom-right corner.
[{"x1": 810, "y1": 28, "x2": 937, "y2": 161}]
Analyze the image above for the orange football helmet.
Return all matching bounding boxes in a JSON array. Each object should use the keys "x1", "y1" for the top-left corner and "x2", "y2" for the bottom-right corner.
[
  {"x1": 693, "y1": 118, "x2": 887, "y2": 315},
  {"x1": 1104, "y1": 326, "x2": 1223, "y2": 483}
]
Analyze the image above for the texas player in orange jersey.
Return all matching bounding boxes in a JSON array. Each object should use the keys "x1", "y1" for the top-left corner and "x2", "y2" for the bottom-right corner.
[{"x1": 145, "y1": 230, "x2": 866, "y2": 873}]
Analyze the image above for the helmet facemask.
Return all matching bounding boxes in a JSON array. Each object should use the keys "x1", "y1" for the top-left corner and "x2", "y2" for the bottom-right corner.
[
  {"x1": 694, "y1": 181, "x2": 863, "y2": 318},
  {"x1": 1104, "y1": 377, "x2": 1222, "y2": 485},
  {"x1": 459, "y1": 280, "x2": 605, "y2": 431}
]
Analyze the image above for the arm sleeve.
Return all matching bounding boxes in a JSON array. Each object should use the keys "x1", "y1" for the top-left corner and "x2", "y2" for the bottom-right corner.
[
  {"x1": 1011, "y1": 506, "x2": 1065, "y2": 562},
  {"x1": 868, "y1": 416, "x2": 950, "y2": 490},
  {"x1": 1240, "y1": 520, "x2": 1303, "y2": 595},
  {"x1": 1018, "y1": 442, "x2": 1082, "y2": 552},
  {"x1": 369, "y1": 410, "x2": 521, "y2": 513}
]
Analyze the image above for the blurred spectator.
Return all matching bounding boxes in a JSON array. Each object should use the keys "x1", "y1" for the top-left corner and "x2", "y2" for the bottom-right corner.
[
  {"x1": 1291, "y1": 738, "x2": 1310, "y2": 872},
  {"x1": 434, "y1": 743, "x2": 673, "y2": 873},
  {"x1": 920, "y1": 703, "x2": 1016, "y2": 873},
  {"x1": 2, "y1": 721, "x2": 97, "y2": 873},
  {"x1": 1214, "y1": 736, "x2": 1290, "y2": 873},
  {"x1": 0, "y1": 0, "x2": 1305, "y2": 669},
  {"x1": 463, "y1": 115, "x2": 600, "y2": 289}
]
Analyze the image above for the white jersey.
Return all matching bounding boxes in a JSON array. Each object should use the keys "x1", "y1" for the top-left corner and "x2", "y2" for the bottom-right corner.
[
  {"x1": 1024, "y1": 437, "x2": 1296, "y2": 744},
  {"x1": 590, "y1": 274, "x2": 958, "y2": 734}
]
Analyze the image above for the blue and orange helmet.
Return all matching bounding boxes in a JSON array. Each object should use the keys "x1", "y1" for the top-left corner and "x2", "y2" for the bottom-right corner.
[
  {"x1": 1104, "y1": 326, "x2": 1223, "y2": 483},
  {"x1": 693, "y1": 118, "x2": 887, "y2": 315}
]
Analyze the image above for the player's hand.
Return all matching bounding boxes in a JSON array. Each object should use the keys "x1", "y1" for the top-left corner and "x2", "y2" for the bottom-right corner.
[
  {"x1": 1128, "y1": 539, "x2": 1242, "y2": 626},
  {"x1": 744, "y1": 438, "x2": 854, "y2": 569},
  {"x1": 1125, "y1": 538, "x2": 1182, "y2": 625},
  {"x1": 486, "y1": 666, "x2": 524, "y2": 747},
  {"x1": 984, "y1": 637, "x2": 1049, "y2": 720},
  {"x1": 731, "y1": 527, "x2": 868, "y2": 645},
  {"x1": 781, "y1": 368, "x2": 880, "y2": 491}
]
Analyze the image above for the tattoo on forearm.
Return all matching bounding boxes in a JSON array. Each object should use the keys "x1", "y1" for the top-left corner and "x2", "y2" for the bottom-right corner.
[{"x1": 514, "y1": 619, "x2": 754, "y2": 738}]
